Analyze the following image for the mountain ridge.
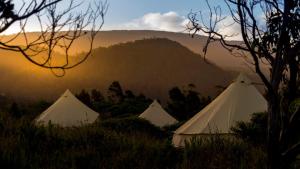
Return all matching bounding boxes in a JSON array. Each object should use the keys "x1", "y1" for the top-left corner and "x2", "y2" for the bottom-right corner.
[
  {"x1": 0, "y1": 38, "x2": 233, "y2": 101},
  {"x1": 0, "y1": 30, "x2": 250, "y2": 71}
]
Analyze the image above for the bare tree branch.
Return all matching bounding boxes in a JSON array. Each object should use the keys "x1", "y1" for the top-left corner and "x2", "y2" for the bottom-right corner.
[
  {"x1": 188, "y1": 0, "x2": 300, "y2": 167},
  {"x1": 0, "y1": 0, "x2": 108, "y2": 76}
]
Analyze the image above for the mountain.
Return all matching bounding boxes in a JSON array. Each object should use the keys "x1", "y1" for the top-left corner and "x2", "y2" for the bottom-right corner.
[
  {"x1": 1, "y1": 30, "x2": 268, "y2": 73},
  {"x1": 0, "y1": 38, "x2": 232, "y2": 101}
]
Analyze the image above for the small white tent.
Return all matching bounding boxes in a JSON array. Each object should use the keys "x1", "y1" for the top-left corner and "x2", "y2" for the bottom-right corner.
[
  {"x1": 35, "y1": 89, "x2": 99, "y2": 127},
  {"x1": 139, "y1": 100, "x2": 178, "y2": 127},
  {"x1": 173, "y1": 73, "x2": 267, "y2": 147}
]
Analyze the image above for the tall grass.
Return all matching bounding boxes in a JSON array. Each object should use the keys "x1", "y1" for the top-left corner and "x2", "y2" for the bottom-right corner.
[
  {"x1": 181, "y1": 135, "x2": 267, "y2": 169},
  {"x1": 0, "y1": 114, "x2": 267, "y2": 169}
]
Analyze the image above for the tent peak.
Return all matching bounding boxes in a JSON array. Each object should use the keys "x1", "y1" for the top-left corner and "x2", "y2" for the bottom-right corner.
[
  {"x1": 139, "y1": 100, "x2": 178, "y2": 127},
  {"x1": 62, "y1": 89, "x2": 74, "y2": 97},
  {"x1": 64, "y1": 89, "x2": 72, "y2": 94},
  {"x1": 151, "y1": 99, "x2": 160, "y2": 105},
  {"x1": 234, "y1": 72, "x2": 251, "y2": 84}
]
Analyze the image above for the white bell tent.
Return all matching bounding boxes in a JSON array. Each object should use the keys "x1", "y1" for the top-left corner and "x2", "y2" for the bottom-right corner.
[
  {"x1": 139, "y1": 100, "x2": 178, "y2": 127},
  {"x1": 35, "y1": 89, "x2": 99, "y2": 127},
  {"x1": 173, "y1": 73, "x2": 267, "y2": 147}
]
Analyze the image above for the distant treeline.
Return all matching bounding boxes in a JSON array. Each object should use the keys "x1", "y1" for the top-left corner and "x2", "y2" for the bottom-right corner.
[
  {"x1": 0, "y1": 80, "x2": 210, "y2": 122},
  {"x1": 74, "y1": 81, "x2": 211, "y2": 121}
]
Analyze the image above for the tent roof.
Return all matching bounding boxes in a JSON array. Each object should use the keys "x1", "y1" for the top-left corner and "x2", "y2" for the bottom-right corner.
[
  {"x1": 35, "y1": 89, "x2": 99, "y2": 127},
  {"x1": 174, "y1": 73, "x2": 267, "y2": 134},
  {"x1": 139, "y1": 100, "x2": 178, "y2": 127},
  {"x1": 234, "y1": 72, "x2": 251, "y2": 84}
]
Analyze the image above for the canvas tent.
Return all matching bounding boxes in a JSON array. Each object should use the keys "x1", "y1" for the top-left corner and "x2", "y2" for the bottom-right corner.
[
  {"x1": 172, "y1": 73, "x2": 267, "y2": 147},
  {"x1": 139, "y1": 100, "x2": 178, "y2": 127},
  {"x1": 35, "y1": 89, "x2": 99, "y2": 127}
]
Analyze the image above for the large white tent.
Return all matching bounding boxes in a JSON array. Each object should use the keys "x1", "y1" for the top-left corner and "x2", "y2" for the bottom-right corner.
[
  {"x1": 139, "y1": 100, "x2": 178, "y2": 127},
  {"x1": 173, "y1": 73, "x2": 267, "y2": 147},
  {"x1": 35, "y1": 89, "x2": 99, "y2": 127}
]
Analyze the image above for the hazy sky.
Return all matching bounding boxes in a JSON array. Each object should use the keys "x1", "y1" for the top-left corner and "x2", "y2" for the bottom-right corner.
[{"x1": 7, "y1": 0, "x2": 242, "y2": 39}]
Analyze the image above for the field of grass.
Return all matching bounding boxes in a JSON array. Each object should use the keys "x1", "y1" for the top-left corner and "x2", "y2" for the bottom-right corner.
[{"x1": 0, "y1": 111, "x2": 268, "y2": 169}]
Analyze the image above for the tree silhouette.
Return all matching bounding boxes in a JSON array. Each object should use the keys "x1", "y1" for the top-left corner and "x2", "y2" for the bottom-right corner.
[
  {"x1": 9, "y1": 102, "x2": 22, "y2": 118},
  {"x1": 0, "y1": 1, "x2": 16, "y2": 20},
  {"x1": 231, "y1": 112, "x2": 268, "y2": 146},
  {"x1": 187, "y1": 0, "x2": 300, "y2": 168},
  {"x1": 168, "y1": 87, "x2": 186, "y2": 119},
  {"x1": 107, "y1": 81, "x2": 124, "y2": 104},
  {"x1": 168, "y1": 85, "x2": 209, "y2": 120},
  {"x1": 76, "y1": 89, "x2": 91, "y2": 107},
  {"x1": 91, "y1": 89, "x2": 104, "y2": 103},
  {"x1": 0, "y1": 0, "x2": 107, "y2": 76},
  {"x1": 124, "y1": 90, "x2": 135, "y2": 99}
]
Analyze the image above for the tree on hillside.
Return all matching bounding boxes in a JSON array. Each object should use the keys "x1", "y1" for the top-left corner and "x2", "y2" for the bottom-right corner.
[
  {"x1": 76, "y1": 89, "x2": 91, "y2": 107},
  {"x1": 168, "y1": 87, "x2": 186, "y2": 120},
  {"x1": 168, "y1": 85, "x2": 210, "y2": 120},
  {"x1": 124, "y1": 90, "x2": 135, "y2": 99},
  {"x1": 187, "y1": 0, "x2": 299, "y2": 168},
  {"x1": 108, "y1": 81, "x2": 124, "y2": 104},
  {"x1": 91, "y1": 89, "x2": 104, "y2": 103},
  {"x1": 106, "y1": 84, "x2": 152, "y2": 117},
  {"x1": 0, "y1": 0, "x2": 107, "y2": 75}
]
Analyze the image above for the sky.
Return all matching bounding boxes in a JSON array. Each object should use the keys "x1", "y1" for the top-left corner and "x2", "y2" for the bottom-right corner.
[
  {"x1": 6, "y1": 0, "x2": 242, "y2": 39},
  {"x1": 102, "y1": 0, "x2": 232, "y2": 32},
  {"x1": 103, "y1": 0, "x2": 213, "y2": 29}
]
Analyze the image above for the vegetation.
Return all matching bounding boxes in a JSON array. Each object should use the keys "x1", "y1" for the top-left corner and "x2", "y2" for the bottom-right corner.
[
  {"x1": 0, "y1": 105, "x2": 267, "y2": 169},
  {"x1": 0, "y1": 74, "x2": 273, "y2": 165},
  {"x1": 0, "y1": 82, "x2": 271, "y2": 169},
  {"x1": 231, "y1": 112, "x2": 268, "y2": 146},
  {"x1": 75, "y1": 81, "x2": 210, "y2": 120},
  {"x1": 182, "y1": 135, "x2": 267, "y2": 169},
  {"x1": 76, "y1": 81, "x2": 152, "y2": 118},
  {"x1": 167, "y1": 84, "x2": 211, "y2": 121}
]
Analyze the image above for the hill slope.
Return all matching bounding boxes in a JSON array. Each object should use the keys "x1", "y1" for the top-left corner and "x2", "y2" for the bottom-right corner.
[
  {"x1": 2, "y1": 30, "x2": 267, "y2": 73},
  {"x1": 0, "y1": 38, "x2": 232, "y2": 101}
]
